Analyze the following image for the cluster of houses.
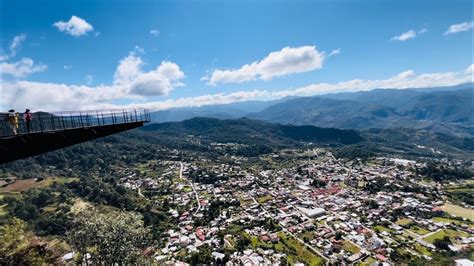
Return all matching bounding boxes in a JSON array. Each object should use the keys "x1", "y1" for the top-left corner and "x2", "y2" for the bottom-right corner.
[{"x1": 114, "y1": 148, "x2": 472, "y2": 265}]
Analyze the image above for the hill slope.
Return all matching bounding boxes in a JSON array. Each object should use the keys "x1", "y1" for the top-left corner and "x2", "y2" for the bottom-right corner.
[{"x1": 143, "y1": 117, "x2": 363, "y2": 146}]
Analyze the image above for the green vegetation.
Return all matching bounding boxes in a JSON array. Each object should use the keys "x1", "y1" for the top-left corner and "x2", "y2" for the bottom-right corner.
[
  {"x1": 239, "y1": 198, "x2": 254, "y2": 206},
  {"x1": 225, "y1": 224, "x2": 244, "y2": 235},
  {"x1": 0, "y1": 115, "x2": 472, "y2": 264},
  {"x1": 432, "y1": 217, "x2": 472, "y2": 226},
  {"x1": 248, "y1": 235, "x2": 272, "y2": 249},
  {"x1": 446, "y1": 187, "x2": 474, "y2": 206},
  {"x1": 68, "y1": 208, "x2": 153, "y2": 264},
  {"x1": 424, "y1": 229, "x2": 468, "y2": 244},
  {"x1": 0, "y1": 204, "x2": 7, "y2": 216},
  {"x1": 299, "y1": 231, "x2": 316, "y2": 242},
  {"x1": 396, "y1": 218, "x2": 413, "y2": 226},
  {"x1": 374, "y1": 225, "x2": 392, "y2": 233},
  {"x1": 275, "y1": 232, "x2": 324, "y2": 266},
  {"x1": 409, "y1": 225, "x2": 430, "y2": 235},
  {"x1": 257, "y1": 194, "x2": 272, "y2": 204},
  {"x1": 414, "y1": 243, "x2": 432, "y2": 256},
  {"x1": 342, "y1": 241, "x2": 360, "y2": 254},
  {"x1": 0, "y1": 218, "x2": 64, "y2": 264},
  {"x1": 417, "y1": 162, "x2": 473, "y2": 182}
]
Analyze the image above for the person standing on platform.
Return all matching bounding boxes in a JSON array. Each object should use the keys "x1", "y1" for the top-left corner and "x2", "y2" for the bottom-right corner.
[
  {"x1": 6, "y1": 109, "x2": 19, "y2": 135},
  {"x1": 23, "y1": 109, "x2": 33, "y2": 133}
]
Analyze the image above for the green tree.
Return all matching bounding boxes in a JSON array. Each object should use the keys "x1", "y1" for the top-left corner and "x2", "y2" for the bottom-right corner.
[
  {"x1": 0, "y1": 218, "x2": 61, "y2": 264},
  {"x1": 68, "y1": 208, "x2": 153, "y2": 264}
]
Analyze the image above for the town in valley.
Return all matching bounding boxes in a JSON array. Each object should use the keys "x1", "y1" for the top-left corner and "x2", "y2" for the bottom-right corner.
[{"x1": 115, "y1": 145, "x2": 474, "y2": 265}]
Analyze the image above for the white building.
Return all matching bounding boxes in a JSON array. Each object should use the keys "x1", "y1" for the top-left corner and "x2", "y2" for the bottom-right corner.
[
  {"x1": 299, "y1": 207, "x2": 326, "y2": 218},
  {"x1": 455, "y1": 259, "x2": 474, "y2": 266}
]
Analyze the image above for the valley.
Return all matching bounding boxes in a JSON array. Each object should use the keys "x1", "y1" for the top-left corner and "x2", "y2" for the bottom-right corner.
[{"x1": 0, "y1": 117, "x2": 472, "y2": 264}]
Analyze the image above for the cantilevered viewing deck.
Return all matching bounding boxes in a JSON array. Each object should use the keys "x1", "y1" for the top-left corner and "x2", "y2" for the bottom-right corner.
[{"x1": 0, "y1": 109, "x2": 151, "y2": 164}]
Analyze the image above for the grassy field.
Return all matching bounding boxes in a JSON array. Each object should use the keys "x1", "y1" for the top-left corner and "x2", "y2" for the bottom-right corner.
[
  {"x1": 276, "y1": 232, "x2": 324, "y2": 265},
  {"x1": 257, "y1": 194, "x2": 272, "y2": 204},
  {"x1": 342, "y1": 241, "x2": 360, "y2": 254},
  {"x1": 446, "y1": 188, "x2": 474, "y2": 193},
  {"x1": 239, "y1": 198, "x2": 254, "y2": 206},
  {"x1": 424, "y1": 229, "x2": 469, "y2": 244},
  {"x1": 249, "y1": 235, "x2": 272, "y2": 249},
  {"x1": 225, "y1": 224, "x2": 244, "y2": 235},
  {"x1": 374, "y1": 225, "x2": 393, "y2": 233},
  {"x1": 299, "y1": 231, "x2": 316, "y2": 242},
  {"x1": 432, "y1": 217, "x2": 472, "y2": 227},
  {"x1": 441, "y1": 203, "x2": 474, "y2": 221},
  {"x1": 0, "y1": 177, "x2": 78, "y2": 193},
  {"x1": 414, "y1": 243, "x2": 432, "y2": 256},
  {"x1": 409, "y1": 225, "x2": 430, "y2": 235},
  {"x1": 396, "y1": 218, "x2": 413, "y2": 226},
  {"x1": 0, "y1": 178, "x2": 52, "y2": 192},
  {"x1": 70, "y1": 198, "x2": 91, "y2": 214}
]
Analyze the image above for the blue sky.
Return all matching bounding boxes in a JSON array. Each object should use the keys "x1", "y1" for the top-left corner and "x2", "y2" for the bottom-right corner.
[{"x1": 1, "y1": 0, "x2": 473, "y2": 111}]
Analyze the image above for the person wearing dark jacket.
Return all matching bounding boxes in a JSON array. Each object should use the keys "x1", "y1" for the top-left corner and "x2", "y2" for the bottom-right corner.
[{"x1": 23, "y1": 109, "x2": 33, "y2": 133}]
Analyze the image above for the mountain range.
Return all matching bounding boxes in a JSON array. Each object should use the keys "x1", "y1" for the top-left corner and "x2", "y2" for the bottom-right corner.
[{"x1": 151, "y1": 83, "x2": 473, "y2": 136}]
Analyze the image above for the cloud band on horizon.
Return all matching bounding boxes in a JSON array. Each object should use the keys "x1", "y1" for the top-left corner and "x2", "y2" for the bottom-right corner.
[{"x1": 2, "y1": 64, "x2": 472, "y2": 112}]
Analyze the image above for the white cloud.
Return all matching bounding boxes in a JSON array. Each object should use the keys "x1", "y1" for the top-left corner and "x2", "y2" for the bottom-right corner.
[
  {"x1": 134, "y1": 46, "x2": 145, "y2": 54},
  {"x1": 64, "y1": 65, "x2": 72, "y2": 70},
  {"x1": 10, "y1": 34, "x2": 27, "y2": 56},
  {"x1": 465, "y1": 64, "x2": 474, "y2": 76},
  {"x1": 205, "y1": 46, "x2": 327, "y2": 86},
  {"x1": 2, "y1": 81, "x2": 127, "y2": 111},
  {"x1": 418, "y1": 28, "x2": 428, "y2": 34},
  {"x1": 113, "y1": 53, "x2": 144, "y2": 85},
  {"x1": 129, "y1": 61, "x2": 185, "y2": 96},
  {"x1": 445, "y1": 21, "x2": 474, "y2": 35},
  {"x1": 0, "y1": 35, "x2": 47, "y2": 79},
  {"x1": 1, "y1": 57, "x2": 47, "y2": 78},
  {"x1": 328, "y1": 49, "x2": 341, "y2": 57},
  {"x1": 112, "y1": 50, "x2": 185, "y2": 97},
  {"x1": 53, "y1": 15, "x2": 94, "y2": 37},
  {"x1": 120, "y1": 67, "x2": 472, "y2": 110},
  {"x1": 391, "y1": 29, "x2": 416, "y2": 41},
  {"x1": 1, "y1": 34, "x2": 26, "y2": 61},
  {"x1": 150, "y1": 29, "x2": 160, "y2": 36},
  {"x1": 3, "y1": 63, "x2": 471, "y2": 112}
]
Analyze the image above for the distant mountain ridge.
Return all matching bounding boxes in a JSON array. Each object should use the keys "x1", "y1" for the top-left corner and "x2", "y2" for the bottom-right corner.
[
  {"x1": 149, "y1": 83, "x2": 473, "y2": 135},
  {"x1": 248, "y1": 83, "x2": 473, "y2": 135},
  {"x1": 150, "y1": 98, "x2": 294, "y2": 122}
]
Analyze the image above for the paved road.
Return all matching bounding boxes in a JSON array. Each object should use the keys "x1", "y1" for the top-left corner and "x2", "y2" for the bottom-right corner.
[{"x1": 179, "y1": 161, "x2": 201, "y2": 215}]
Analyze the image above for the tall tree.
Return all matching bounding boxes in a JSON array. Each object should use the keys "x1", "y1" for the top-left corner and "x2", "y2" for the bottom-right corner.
[{"x1": 68, "y1": 208, "x2": 153, "y2": 264}]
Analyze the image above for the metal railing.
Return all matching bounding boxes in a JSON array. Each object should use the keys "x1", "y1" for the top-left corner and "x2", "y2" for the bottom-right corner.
[{"x1": 0, "y1": 108, "x2": 151, "y2": 138}]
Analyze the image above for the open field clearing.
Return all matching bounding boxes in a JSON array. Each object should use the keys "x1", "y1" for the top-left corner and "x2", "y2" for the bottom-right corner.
[{"x1": 441, "y1": 203, "x2": 474, "y2": 221}]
